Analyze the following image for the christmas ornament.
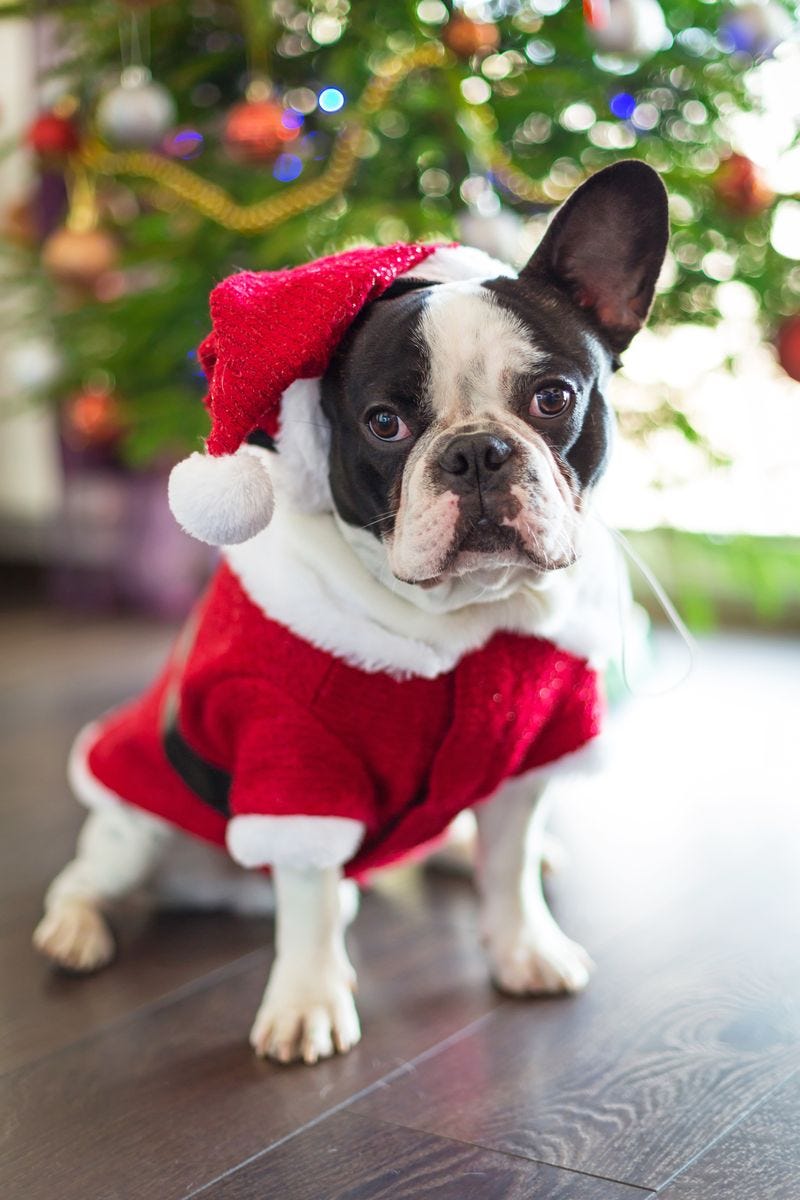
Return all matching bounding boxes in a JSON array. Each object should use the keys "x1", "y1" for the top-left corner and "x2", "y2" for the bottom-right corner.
[
  {"x1": 720, "y1": 1, "x2": 793, "y2": 59},
  {"x1": 223, "y1": 99, "x2": 299, "y2": 164},
  {"x1": 168, "y1": 242, "x2": 440, "y2": 545},
  {"x1": 96, "y1": 67, "x2": 176, "y2": 149},
  {"x1": 713, "y1": 154, "x2": 774, "y2": 217},
  {"x1": 6, "y1": 339, "x2": 63, "y2": 393},
  {"x1": 63, "y1": 386, "x2": 124, "y2": 448},
  {"x1": 775, "y1": 315, "x2": 800, "y2": 382},
  {"x1": 26, "y1": 112, "x2": 80, "y2": 159},
  {"x1": 585, "y1": 0, "x2": 668, "y2": 60},
  {"x1": 442, "y1": 14, "x2": 500, "y2": 58},
  {"x1": 42, "y1": 226, "x2": 120, "y2": 287}
]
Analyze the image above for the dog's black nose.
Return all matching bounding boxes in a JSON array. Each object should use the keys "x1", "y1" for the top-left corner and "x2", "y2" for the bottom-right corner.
[{"x1": 438, "y1": 433, "x2": 513, "y2": 486}]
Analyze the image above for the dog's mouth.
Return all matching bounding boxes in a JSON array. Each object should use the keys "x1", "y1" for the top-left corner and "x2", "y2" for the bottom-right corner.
[
  {"x1": 399, "y1": 519, "x2": 574, "y2": 588},
  {"x1": 458, "y1": 518, "x2": 519, "y2": 555}
]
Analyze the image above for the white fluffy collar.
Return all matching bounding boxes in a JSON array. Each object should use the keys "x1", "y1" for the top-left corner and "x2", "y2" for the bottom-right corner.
[{"x1": 223, "y1": 506, "x2": 622, "y2": 680}]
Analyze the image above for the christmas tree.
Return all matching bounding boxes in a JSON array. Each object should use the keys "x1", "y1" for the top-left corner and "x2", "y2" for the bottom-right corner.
[{"x1": 4, "y1": 0, "x2": 799, "y2": 466}]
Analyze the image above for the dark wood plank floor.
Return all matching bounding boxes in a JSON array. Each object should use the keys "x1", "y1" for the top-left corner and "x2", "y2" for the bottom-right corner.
[{"x1": 1, "y1": 609, "x2": 798, "y2": 1199}]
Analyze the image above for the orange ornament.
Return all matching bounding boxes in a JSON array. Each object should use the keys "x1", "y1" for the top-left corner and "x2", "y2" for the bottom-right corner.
[
  {"x1": 442, "y1": 14, "x2": 500, "y2": 58},
  {"x1": 223, "y1": 100, "x2": 299, "y2": 163},
  {"x1": 41, "y1": 227, "x2": 119, "y2": 288},
  {"x1": 63, "y1": 387, "x2": 124, "y2": 448},
  {"x1": 775, "y1": 315, "x2": 800, "y2": 383},
  {"x1": 713, "y1": 154, "x2": 774, "y2": 217}
]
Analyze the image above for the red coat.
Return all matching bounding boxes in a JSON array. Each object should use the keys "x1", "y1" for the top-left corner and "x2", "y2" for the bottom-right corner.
[{"x1": 80, "y1": 563, "x2": 602, "y2": 878}]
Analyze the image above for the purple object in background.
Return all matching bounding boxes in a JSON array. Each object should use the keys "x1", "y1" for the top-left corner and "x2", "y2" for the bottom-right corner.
[
  {"x1": 119, "y1": 463, "x2": 215, "y2": 618},
  {"x1": 50, "y1": 438, "x2": 214, "y2": 619}
]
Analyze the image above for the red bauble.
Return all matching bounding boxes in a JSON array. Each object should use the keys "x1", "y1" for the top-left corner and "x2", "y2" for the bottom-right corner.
[
  {"x1": 223, "y1": 100, "x2": 298, "y2": 163},
  {"x1": 713, "y1": 154, "x2": 774, "y2": 217},
  {"x1": 775, "y1": 316, "x2": 800, "y2": 382},
  {"x1": 441, "y1": 14, "x2": 500, "y2": 58},
  {"x1": 27, "y1": 112, "x2": 80, "y2": 158},
  {"x1": 63, "y1": 387, "x2": 124, "y2": 448}
]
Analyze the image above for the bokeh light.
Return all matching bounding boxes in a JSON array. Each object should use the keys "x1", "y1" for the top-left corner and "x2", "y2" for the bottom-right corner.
[
  {"x1": 318, "y1": 87, "x2": 345, "y2": 113},
  {"x1": 609, "y1": 92, "x2": 636, "y2": 120},
  {"x1": 164, "y1": 128, "x2": 204, "y2": 159},
  {"x1": 272, "y1": 153, "x2": 303, "y2": 182}
]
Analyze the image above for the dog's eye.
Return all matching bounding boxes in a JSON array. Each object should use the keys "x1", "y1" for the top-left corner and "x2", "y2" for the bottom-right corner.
[
  {"x1": 530, "y1": 383, "x2": 574, "y2": 418},
  {"x1": 367, "y1": 410, "x2": 412, "y2": 442}
]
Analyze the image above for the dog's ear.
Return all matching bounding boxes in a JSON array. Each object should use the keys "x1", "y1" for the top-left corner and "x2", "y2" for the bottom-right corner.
[{"x1": 521, "y1": 160, "x2": 669, "y2": 354}]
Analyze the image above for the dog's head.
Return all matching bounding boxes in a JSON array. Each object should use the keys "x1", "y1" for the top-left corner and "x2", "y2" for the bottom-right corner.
[{"x1": 318, "y1": 161, "x2": 668, "y2": 586}]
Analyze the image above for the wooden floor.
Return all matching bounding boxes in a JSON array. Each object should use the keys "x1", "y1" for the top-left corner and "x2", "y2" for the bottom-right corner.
[{"x1": 1, "y1": 608, "x2": 798, "y2": 1199}]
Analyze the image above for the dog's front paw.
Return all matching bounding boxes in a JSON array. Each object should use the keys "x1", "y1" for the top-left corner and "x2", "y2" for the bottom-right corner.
[
  {"x1": 33, "y1": 897, "x2": 115, "y2": 973},
  {"x1": 250, "y1": 960, "x2": 361, "y2": 1065},
  {"x1": 482, "y1": 914, "x2": 594, "y2": 996}
]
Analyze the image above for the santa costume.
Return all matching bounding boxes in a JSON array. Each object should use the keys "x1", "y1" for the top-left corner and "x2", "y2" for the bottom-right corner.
[{"x1": 70, "y1": 242, "x2": 614, "y2": 880}]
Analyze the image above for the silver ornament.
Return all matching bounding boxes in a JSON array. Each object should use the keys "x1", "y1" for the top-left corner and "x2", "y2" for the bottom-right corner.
[
  {"x1": 589, "y1": 0, "x2": 669, "y2": 61},
  {"x1": 97, "y1": 66, "x2": 176, "y2": 149}
]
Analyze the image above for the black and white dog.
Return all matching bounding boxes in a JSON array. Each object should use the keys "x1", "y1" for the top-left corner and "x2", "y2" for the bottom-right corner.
[{"x1": 35, "y1": 161, "x2": 668, "y2": 1065}]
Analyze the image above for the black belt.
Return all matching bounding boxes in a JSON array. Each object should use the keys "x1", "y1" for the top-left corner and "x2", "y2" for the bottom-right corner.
[{"x1": 160, "y1": 612, "x2": 232, "y2": 818}]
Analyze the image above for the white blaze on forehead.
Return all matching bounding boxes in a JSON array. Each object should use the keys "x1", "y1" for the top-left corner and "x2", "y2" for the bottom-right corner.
[{"x1": 420, "y1": 282, "x2": 542, "y2": 423}]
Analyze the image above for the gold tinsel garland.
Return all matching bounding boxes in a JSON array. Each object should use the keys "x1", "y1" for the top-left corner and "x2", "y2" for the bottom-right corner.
[{"x1": 78, "y1": 41, "x2": 552, "y2": 236}]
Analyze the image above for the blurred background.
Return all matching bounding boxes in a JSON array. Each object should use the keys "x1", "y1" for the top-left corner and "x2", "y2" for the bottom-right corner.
[{"x1": 0, "y1": 0, "x2": 798, "y2": 631}]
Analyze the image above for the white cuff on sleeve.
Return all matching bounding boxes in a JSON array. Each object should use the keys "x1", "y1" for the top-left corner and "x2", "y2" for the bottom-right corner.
[{"x1": 226, "y1": 814, "x2": 365, "y2": 870}]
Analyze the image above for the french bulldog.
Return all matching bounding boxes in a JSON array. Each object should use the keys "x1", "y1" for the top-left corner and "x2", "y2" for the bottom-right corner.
[{"x1": 34, "y1": 160, "x2": 668, "y2": 1065}]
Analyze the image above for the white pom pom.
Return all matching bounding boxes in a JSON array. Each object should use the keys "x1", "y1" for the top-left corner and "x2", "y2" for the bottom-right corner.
[{"x1": 168, "y1": 447, "x2": 275, "y2": 546}]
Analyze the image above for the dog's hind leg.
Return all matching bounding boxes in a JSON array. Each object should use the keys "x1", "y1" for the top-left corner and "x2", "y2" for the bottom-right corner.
[
  {"x1": 33, "y1": 805, "x2": 173, "y2": 973},
  {"x1": 475, "y1": 774, "x2": 593, "y2": 995}
]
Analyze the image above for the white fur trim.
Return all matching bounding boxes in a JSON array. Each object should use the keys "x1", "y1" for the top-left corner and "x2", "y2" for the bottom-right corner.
[
  {"x1": 226, "y1": 815, "x2": 365, "y2": 870},
  {"x1": 168, "y1": 445, "x2": 275, "y2": 546},
  {"x1": 68, "y1": 722, "x2": 126, "y2": 813},
  {"x1": 271, "y1": 378, "x2": 333, "y2": 514},
  {"x1": 402, "y1": 244, "x2": 515, "y2": 285},
  {"x1": 224, "y1": 507, "x2": 622, "y2": 678}
]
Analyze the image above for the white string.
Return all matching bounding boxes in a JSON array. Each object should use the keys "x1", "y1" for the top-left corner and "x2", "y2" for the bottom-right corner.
[{"x1": 602, "y1": 521, "x2": 697, "y2": 698}]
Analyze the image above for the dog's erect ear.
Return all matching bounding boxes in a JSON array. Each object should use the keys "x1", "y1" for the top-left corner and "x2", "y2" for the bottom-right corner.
[{"x1": 521, "y1": 160, "x2": 669, "y2": 354}]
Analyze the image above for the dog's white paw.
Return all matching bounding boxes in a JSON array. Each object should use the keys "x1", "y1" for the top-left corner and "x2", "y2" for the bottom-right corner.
[
  {"x1": 483, "y1": 916, "x2": 594, "y2": 996},
  {"x1": 33, "y1": 897, "x2": 115, "y2": 973},
  {"x1": 250, "y1": 961, "x2": 361, "y2": 1065}
]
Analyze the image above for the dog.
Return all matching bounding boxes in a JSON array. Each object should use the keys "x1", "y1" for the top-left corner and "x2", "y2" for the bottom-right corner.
[{"x1": 34, "y1": 161, "x2": 669, "y2": 1065}]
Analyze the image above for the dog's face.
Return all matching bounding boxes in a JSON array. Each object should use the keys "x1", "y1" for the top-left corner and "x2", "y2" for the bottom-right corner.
[{"x1": 320, "y1": 162, "x2": 668, "y2": 586}]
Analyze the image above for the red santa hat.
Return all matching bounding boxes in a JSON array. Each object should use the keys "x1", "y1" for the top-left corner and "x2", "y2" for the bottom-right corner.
[{"x1": 168, "y1": 241, "x2": 441, "y2": 546}]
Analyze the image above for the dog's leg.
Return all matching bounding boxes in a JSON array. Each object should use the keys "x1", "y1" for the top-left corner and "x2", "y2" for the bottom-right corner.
[
  {"x1": 475, "y1": 775, "x2": 593, "y2": 995},
  {"x1": 33, "y1": 806, "x2": 173, "y2": 972},
  {"x1": 249, "y1": 865, "x2": 361, "y2": 1065}
]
